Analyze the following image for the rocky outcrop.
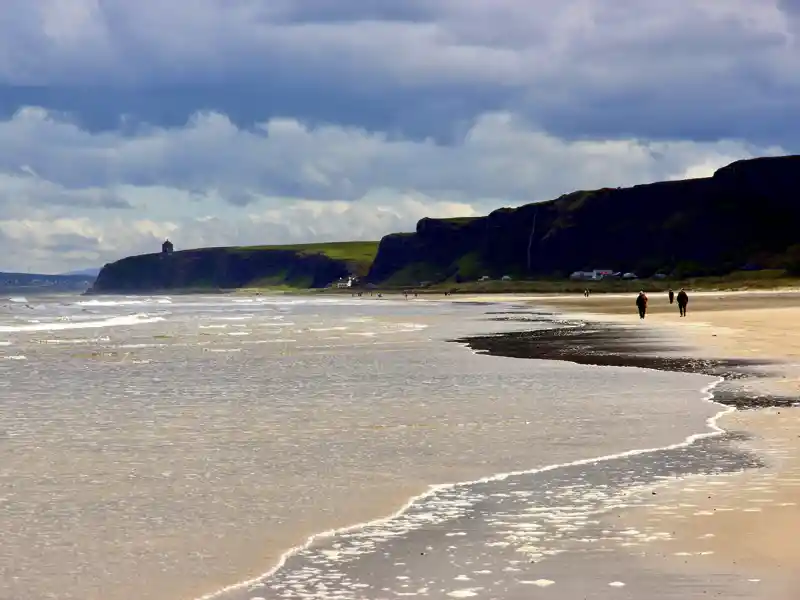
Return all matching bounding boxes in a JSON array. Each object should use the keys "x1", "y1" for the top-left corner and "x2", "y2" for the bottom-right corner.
[
  {"x1": 88, "y1": 247, "x2": 353, "y2": 293},
  {"x1": 367, "y1": 155, "x2": 800, "y2": 285}
]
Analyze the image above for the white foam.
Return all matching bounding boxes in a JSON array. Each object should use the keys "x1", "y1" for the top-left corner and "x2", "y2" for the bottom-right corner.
[
  {"x1": 77, "y1": 297, "x2": 172, "y2": 307},
  {"x1": 36, "y1": 336, "x2": 110, "y2": 345},
  {"x1": 1, "y1": 354, "x2": 26, "y2": 360},
  {"x1": 521, "y1": 579, "x2": 555, "y2": 587},
  {"x1": 8, "y1": 296, "x2": 27, "y2": 303},
  {"x1": 447, "y1": 589, "x2": 481, "y2": 597},
  {"x1": 0, "y1": 313, "x2": 165, "y2": 333},
  {"x1": 118, "y1": 343, "x2": 166, "y2": 349},
  {"x1": 196, "y1": 377, "x2": 731, "y2": 600}
]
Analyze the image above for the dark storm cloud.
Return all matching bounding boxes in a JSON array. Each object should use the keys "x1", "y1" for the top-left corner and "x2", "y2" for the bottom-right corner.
[
  {"x1": 0, "y1": 0, "x2": 795, "y2": 148},
  {"x1": 0, "y1": 82, "x2": 512, "y2": 144}
]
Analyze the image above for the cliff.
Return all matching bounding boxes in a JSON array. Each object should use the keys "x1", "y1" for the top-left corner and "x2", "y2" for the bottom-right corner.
[
  {"x1": 90, "y1": 155, "x2": 800, "y2": 293},
  {"x1": 367, "y1": 155, "x2": 800, "y2": 285},
  {"x1": 88, "y1": 242, "x2": 378, "y2": 293}
]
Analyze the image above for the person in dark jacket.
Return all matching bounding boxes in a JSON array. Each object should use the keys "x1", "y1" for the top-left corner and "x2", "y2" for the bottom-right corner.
[
  {"x1": 676, "y1": 289, "x2": 688, "y2": 317},
  {"x1": 668, "y1": 289, "x2": 674, "y2": 304},
  {"x1": 635, "y1": 291, "x2": 648, "y2": 319}
]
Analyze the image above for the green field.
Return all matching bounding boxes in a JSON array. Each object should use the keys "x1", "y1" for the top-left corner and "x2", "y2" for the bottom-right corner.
[
  {"x1": 333, "y1": 269, "x2": 800, "y2": 295},
  {"x1": 235, "y1": 241, "x2": 378, "y2": 261},
  {"x1": 233, "y1": 241, "x2": 379, "y2": 276}
]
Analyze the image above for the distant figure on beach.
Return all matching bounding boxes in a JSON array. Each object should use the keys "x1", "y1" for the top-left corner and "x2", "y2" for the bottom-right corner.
[
  {"x1": 668, "y1": 289, "x2": 674, "y2": 304},
  {"x1": 636, "y1": 291, "x2": 648, "y2": 319},
  {"x1": 584, "y1": 289, "x2": 590, "y2": 297},
  {"x1": 677, "y1": 288, "x2": 688, "y2": 317}
]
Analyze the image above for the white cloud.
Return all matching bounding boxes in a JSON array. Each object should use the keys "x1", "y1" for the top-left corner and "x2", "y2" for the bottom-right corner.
[
  {"x1": 0, "y1": 0, "x2": 795, "y2": 272},
  {"x1": 0, "y1": 107, "x2": 784, "y2": 202},
  {"x1": 0, "y1": 105, "x2": 786, "y2": 272}
]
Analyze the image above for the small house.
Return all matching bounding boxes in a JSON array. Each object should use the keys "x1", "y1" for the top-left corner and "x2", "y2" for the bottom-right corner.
[
  {"x1": 336, "y1": 276, "x2": 356, "y2": 289},
  {"x1": 569, "y1": 269, "x2": 617, "y2": 281},
  {"x1": 162, "y1": 239, "x2": 174, "y2": 254}
]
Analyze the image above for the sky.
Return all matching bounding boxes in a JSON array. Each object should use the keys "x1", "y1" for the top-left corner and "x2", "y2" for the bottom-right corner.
[{"x1": 0, "y1": 0, "x2": 797, "y2": 273}]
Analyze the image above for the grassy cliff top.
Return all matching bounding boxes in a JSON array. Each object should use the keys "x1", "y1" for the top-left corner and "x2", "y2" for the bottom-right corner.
[
  {"x1": 92, "y1": 240, "x2": 382, "y2": 293},
  {"x1": 231, "y1": 241, "x2": 378, "y2": 263}
]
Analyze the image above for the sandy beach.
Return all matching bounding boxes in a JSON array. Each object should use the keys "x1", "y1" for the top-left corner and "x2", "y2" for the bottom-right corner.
[
  {"x1": 619, "y1": 407, "x2": 800, "y2": 599},
  {"x1": 453, "y1": 289, "x2": 800, "y2": 597}
]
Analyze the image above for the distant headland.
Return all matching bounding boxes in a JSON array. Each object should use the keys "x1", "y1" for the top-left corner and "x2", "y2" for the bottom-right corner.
[{"x1": 87, "y1": 154, "x2": 800, "y2": 294}]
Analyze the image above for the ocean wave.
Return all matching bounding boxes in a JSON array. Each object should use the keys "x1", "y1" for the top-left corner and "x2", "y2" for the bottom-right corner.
[
  {"x1": 197, "y1": 379, "x2": 729, "y2": 600},
  {"x1": 117, "y1": 343, "x2": 167, "y2": 349},
  {"x1": 35, "y1": 336, "x2": 111, "y2": 345},
  {"x1": 0, "y1": 313, "x2": 165, "y2": 333},
  {"x1": 202, "y1": 348, "x2": 242, "y2": 353},
  {"x1": 76, "y1": 297, "x2": 172, "y2": 307},
  {"x1": 213, "y1": 316, "x2": 253, "y2": 321},
  {"x1": 392, "y1": 323, "x2": 429, "y2": 332}
]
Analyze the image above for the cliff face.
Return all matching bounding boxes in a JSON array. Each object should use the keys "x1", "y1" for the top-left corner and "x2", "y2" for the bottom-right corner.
[
  {"x1": 91, "y1": 155, "x2": 800, "y2": 293},
  {"x1": 367, "y1": 155, "x2": 800, "y2": 284},
  {"x1": 89, "y1": 244, "x2": 373, "y2": 293}
]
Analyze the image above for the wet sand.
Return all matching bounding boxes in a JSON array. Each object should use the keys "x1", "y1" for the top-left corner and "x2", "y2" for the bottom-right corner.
[
  {"x1": 213, "y1": 292, "x2": 800, "y2": 600},
  {"x1": 6, "y1": 295, "x2": 733, "y2": 600},
  {"x1": 620, "y1": 408, "x2": 800, "y2": 599},
  {"x1": 452, "y1": 290, "x2": 800, "y2": 597}
]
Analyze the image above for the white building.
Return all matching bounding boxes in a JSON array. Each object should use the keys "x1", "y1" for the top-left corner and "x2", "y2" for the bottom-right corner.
[
  {"x1": 569, "y1": 269, "x2": 617, "y2": 281},
  {"x1": 336, "y1": 276, "x2": 356, "y2": 288}
]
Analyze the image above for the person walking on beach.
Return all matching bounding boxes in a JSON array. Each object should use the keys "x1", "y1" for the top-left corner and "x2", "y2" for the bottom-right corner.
[
  {"x1": 668, "y1": 289, "x2": 674, "y2": 304},
  {"x1": 676, "y1": 288, "x2": 688, "y2": 317},
  {"x1": 635, "y1": 291, "x2": 648, "y2": 319}
]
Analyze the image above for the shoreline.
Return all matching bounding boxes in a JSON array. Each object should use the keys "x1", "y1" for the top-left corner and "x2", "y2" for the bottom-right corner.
[
  {"x1": 500, "y1": 291, "x2": 800, "y2": 596},
  {"x1": 198, "y1": 295, "x2": 782, "y2": 600},
  {"x1": 205, "y1": 379, "x2": 738, "y2": 600},
  {"x1": 454, "y1": 317, "x2": 797, "y2": 410}
]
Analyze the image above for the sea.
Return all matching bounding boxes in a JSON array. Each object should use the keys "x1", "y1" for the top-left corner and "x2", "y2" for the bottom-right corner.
[{"x1": 0, "y1": 293, "x2": 751, "y2": 600}]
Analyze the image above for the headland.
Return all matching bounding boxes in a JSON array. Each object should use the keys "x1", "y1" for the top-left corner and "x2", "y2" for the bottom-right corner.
[{"x1": 88, "y1": 154, "x2": 800, "y2": 294}]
